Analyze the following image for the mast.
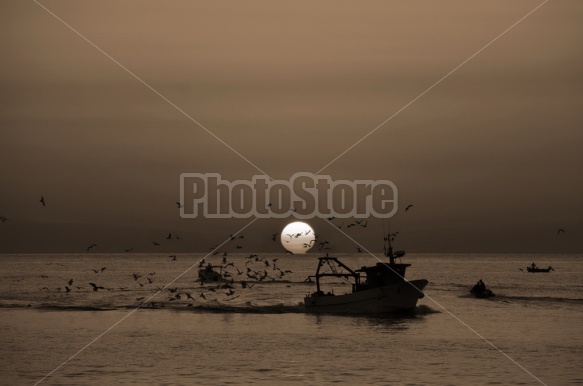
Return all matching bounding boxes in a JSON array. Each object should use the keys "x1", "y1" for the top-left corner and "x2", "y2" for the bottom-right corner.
[{"x1": 386, "y1": 221, "x2": 395, "y2": 265}]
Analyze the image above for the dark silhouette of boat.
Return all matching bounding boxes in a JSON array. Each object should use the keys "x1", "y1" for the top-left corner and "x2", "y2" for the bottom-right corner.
[
  {"x1": 470, "y1": 280, "x2": 495, "y2": 298},
  {"x1": 303, "y1": 239, "x2": 427, "y2": 314},
  {"x1": 527, "y1": 266, "x2": 554, "y2": 273},
  {"x1": 526, "y1": 263, "x2": 554, "y2": 273},
  {"x1": 198, "y1": 264, "x2": 223, "y2": 282}
]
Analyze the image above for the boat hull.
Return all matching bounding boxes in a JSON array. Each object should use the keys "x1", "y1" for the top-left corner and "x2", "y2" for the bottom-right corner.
[
  {"x1": 526, "y1": 267, "x2": 552, "y2": 273},
  {"x1": 470, "y1": 289, "x2": 495, "y2": 298},
  {"x1": 303, "y1": 279, "x2": 428, "y2": 314}
]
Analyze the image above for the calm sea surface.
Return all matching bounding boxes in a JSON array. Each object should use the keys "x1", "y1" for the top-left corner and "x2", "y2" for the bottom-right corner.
[{"x1": 0, "y1": 253, "x2": 581, "y2": 385}]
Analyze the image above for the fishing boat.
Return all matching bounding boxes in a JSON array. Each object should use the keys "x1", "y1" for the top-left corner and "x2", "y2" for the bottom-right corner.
[
  {"x1": 526, "y1": 265, "x2": 554, "y2": 273},
  {"x1": 198, "y1": 264, "x2": 223, "y2": 282},
  {"x1": 303, "y1": 240, "x2": 428, "y2": 314}
]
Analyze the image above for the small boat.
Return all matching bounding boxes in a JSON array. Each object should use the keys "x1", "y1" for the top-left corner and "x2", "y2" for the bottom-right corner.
[
  {"x1": 198, "y1": 264, "x2": 223, "y2": 282},
  {"x1": 526, "y1": 264, "x2": 554, "y2": 273},
  {"x1": 470, "y1": 280, "x2": 495, "y2": 298},
  {"x1": 303, "y1": 241, "x2": 428, "y2": 314}
]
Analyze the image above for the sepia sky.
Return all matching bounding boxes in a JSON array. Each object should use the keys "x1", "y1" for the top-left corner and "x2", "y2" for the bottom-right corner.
[{"x1": 1, "y1": 0, "x2": 581, "y2": 253}]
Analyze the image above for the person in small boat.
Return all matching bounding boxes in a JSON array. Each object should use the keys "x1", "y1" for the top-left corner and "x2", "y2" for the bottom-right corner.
[{"x1": 472, "y1": 279, "x2": 486, "y2": 294}]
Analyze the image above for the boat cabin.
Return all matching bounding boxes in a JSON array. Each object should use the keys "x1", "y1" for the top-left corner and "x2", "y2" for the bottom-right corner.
[
  {"x1": 355, "y1": 262, "x2": 409, "y2": 289},
  {"x1": 308, "y1": 253, "x2": 410, "y2": 296}
]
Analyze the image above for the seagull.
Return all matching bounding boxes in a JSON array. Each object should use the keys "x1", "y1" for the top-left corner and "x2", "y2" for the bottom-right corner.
[
  {"x1": 169, "y1": 255, "x2": 177, "y2": 261},
  {"x1": 86, "y1": 243, "x2": 98, "y2": 252},
  {"x1": 271, "y1": 233, "x2": 278, "y2": 241},
  {"x1": 0, "y1": 216, "x2": 7, "y2": 222},
  {"x1": 356, "y1": 247, "x2": 362, "y2": 253},
  {"x1": 132, "y1": 273, "x2": 141, "y2": 281},
  {"x1": 152, "y1": 241, "x2": 160, "y2": 246},
  {"x1": 88, "y1": 283, "x2": 104, "y2": 291},
  {"x1": 557, "y1": 228, "x2": 565, "y2": 234},
  {"x1": 405, "y1": 204, "x2": 414, "y2": 212},
  {"x1": 67, "y1": 279, "x2": 74, "y2": 286},
  {"x1": 124, "y1": 248, "x2": 134, "y2": 253},
  {"x1": 39, "y1": 196, "x2": 46, "y2": 207},
  {"x1": 166, "y1": 233, "x2": 172, "y2": 240}
]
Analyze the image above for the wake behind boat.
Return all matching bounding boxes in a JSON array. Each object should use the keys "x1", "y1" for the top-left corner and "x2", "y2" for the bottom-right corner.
[{"x1": 303, "y1": 239, "x2": 427, "y2": 314}]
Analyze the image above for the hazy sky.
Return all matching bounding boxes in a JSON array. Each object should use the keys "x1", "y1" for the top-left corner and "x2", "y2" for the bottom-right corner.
[{"x1": 1, "y1": 1, "x2": 581, "y2": 253}]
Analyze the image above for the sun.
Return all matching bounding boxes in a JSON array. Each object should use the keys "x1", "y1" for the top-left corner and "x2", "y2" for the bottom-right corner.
[{"x1": 280, "y1": 221, "x2": 315, "y2": 254}]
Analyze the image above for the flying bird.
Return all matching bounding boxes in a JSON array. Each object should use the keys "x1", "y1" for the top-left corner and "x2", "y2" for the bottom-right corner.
[
  {"x1": 86, "y1": 243, "x2": 98, "y2": 252},
  {"x1": 39, "y1": 196, "x2": 46, "y2": 207},
  {"x1": 88, "y1": 283, "x2": 104, "y2": 291},
  {"x1": 0, "y1": 216, "x2": 7, "y2": 223},
  {"x1": 124, "y1": 248, "x2": 134, "y2": 253},
  {"x1": 557, "y1": 228, "x2": 565, "y2": 234},
  {"x1": 152, "y1": 241, "x2": 160, "y2": 246},
  {"x1": 166, "y1": 233, "x2": 172, "y2": 240},
  {"x1": 176, "y1": 202, "x2": 183, "y2": 208},
  {"x1": 405, "y1": 204, "x2": 414, "y2": 212}
]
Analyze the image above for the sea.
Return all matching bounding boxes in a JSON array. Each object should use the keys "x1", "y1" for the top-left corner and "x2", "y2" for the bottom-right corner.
[{"x1": 0, "y1": 253, "x2": 581, "y2": 385}]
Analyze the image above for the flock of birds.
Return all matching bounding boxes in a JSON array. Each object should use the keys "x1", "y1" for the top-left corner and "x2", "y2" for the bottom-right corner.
[
  {"x1": 36, "y1": 231, "x2": 303, "y2": 308},
  {"x1": 15, "y1": 196, "x2": 295, "y2": 307}
]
